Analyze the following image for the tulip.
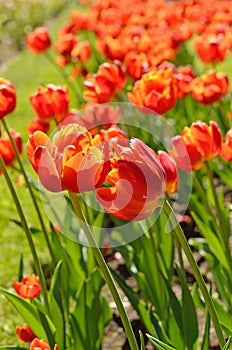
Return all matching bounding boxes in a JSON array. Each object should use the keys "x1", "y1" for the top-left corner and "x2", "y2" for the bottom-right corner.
[
  {"x1": 0, "y1": 130, "x2": 22, "y2": 173},
  {"x1": 54, "y1": 33, "x2": 78, "y2": 65},
  {"x1": 16, "y1": 323, "x2": 36, "y2": 342},
  {"x1": 171, "y1": 121, "x2": 222, "y2": 171},
  {"x1": 83, "y1": 61, "x2": 126, "y2": 104},
  {"x1": 26, "y1": 124, "x2": 110, "y2": 193},
  {"x1": 30, "y1": 84, "x2": 70, "y2": 121},
  {"x1": 194, "y1": 35, "x2": 226, "y2": 64},
  {"x1": 30, "y1": 338, "x2": 58, "y2": 350},
  {"x1": 71, "y1": 40, "x2": 91, "y2": 63},
  {"x1": 27, "y1": 118, "x2": 50, "y2": 135},
  {"x1": 191, "y1": 70, "x2": 229, "y2": 105},
  {"x1": 14, "y1": 274, "x2": 42, "y2": 299},
  {"x1": 0, "y1": 78, "x2": 17, "y2": 119},
  {"x1": 128, "y1": 68, "x2": 178, "y2": 115},
  {"x1": 220, "y1": 128, "x2": 232, "y2": 161},
  {"x1": 158, "y1": 151, "x2": 178, "y2": 195},
  {"x1": 96, "y1": 138, "x2": 165, "y2": 221},
  {"x1": 26, "y1": 27, "x2": 51, "y2": 54}
]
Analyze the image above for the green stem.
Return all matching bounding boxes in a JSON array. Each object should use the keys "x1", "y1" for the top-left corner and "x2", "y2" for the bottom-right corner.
[
  {"x1": 69, "y1": 192, "x2": 139, "y2": 350},
  {"x1": 1, "y1": 118, "x2": 56, "y2": 266},
  {"x1": 204, "y1": 162, "x2": 232, "y2": 272},
  {"x1": 164, "y1": 200, "x2": 225, "y2": 349},
  {"x1": 0, "y1": 156, "x2": 50, "y2": 317},
  {"x1": 43, "y1": 51, "x2": 84, "y2": 104}
]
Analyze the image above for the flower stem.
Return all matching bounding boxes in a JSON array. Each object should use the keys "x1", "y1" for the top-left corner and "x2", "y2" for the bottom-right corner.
[
  {"x1": 69, "y1": 192, "x2": 139, "y2": 350},
  {"x1": 1, "y1": 118, "x2": 56, "y2": 266},
  {"x1": 0, "y1": 155, "x2": 50, "y2": 317},
  {"x1": 163, "y1": 199, "x2": 225, "y2": 349}
]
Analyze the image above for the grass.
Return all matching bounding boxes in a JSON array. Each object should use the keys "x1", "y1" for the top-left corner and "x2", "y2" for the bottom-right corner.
[{"x1": 0, "y1": 1, "x2": 81, "y2": 344}]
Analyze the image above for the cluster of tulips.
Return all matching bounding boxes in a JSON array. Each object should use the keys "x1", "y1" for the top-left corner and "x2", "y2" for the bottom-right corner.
[{"x1": 0, "y1": 0, "x2": 232, "y2": 349}]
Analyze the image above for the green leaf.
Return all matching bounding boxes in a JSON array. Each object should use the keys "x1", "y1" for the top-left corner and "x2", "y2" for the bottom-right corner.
[
  {"x1": 70, "y1": 269, "x2": 111, "y2": 350},
  {"x1": 222, "y1": 336, "x2": 231, "y2": 350},
  {"x1": 201, "y1": 308, "x2": 210, "y2": 350},
  {"x1": 18, "y1": 254, "x2": 24, "y2": 282},
  {"x1": 0, "y1": 288, "x2": 56, "y2": 343},
  {"x1": 0, "y1": 347, "x2": 27, "y2": 350},
  {"x1": 49, "y1": 260, "x2": 65, "y2": 348},
  {"x1": 146, "y1": 334, "x2": 176, "y2": 350},
  {"x1": 139, "y1": 331, "x2": 146, "y2": 350},
  {"x1": 176, "y1": 265, "x2": 198, "y2": 350}
]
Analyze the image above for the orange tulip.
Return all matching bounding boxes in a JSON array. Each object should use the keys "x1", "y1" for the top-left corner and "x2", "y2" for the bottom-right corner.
[
  {"x1": 194, "y1": 35, "x2": 227, "y2": 64},
  {"x1": 26, "y1": 27, "x2": 51, "y2": 54},
  {"x1": 83, "y1": 61, "x2": 126, "y2": 104},
  {"x1": 158, "y1": 151, "x2": 178, "y2": 195},
  {"x1": 0, "y1": 78, "x2": 17, "y2": 120},
  {"x1": 30, "y1": 338, "x2": 58, "y2": 350},
  {"x1": 191, "y1": 70, "x2": 229, "y2": 104},
  {"x1": 124, "y1": 52, "x2": 150, "y2": 81},
  {"x1": 26, "y1": 124, "x2": 110, "y2": 193},
  {"x1": 54, "y1": 33, "x2": 77, "y2": 65},
  {"x1": 96, "y1": 138, "x2": 165, "y2": 221},
  {"x1": 128, "y1": 67, "x2": 178, "y2": 115},
  {"x1": 171, "y1": 121, "x2": 222, "y2": 171},
  {"x1": 30, "y1": 84, "x2": 70, "y2": 121},
  {"x1": 220, "y1": 128, "x2": 232, "y2": 161},
  {"x1": 0, "y1": 130, "x2": 22, "y2": 173},
  {"x1": 14, "y1": 274, "x2": 42, "y2": 299},
  {"x1": 16, "y1": 323, "x2": 36, "y2": 342},
  {"x1": 71, "y1": 41, "x2": 91, "y2": 63}
]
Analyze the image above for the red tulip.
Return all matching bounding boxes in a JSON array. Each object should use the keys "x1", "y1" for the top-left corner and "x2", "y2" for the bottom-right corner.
[
  {"x1": 96, "y1": 138, "x2": 165, "y2": 221},
  {"x1": 26, "y1": 27, "x2": 51, "y2": 54},
  {"x1": 0, "y1": 78, "x2": 17, "y2": 119},
  {"x1": 14, "y1": 274, "x2": 42, "y2": 299},
  {"x1": 158, "y1": 151, "x2": 178, "y2": 195},
  {"x1": 191, "y1": 70, "x2": 229, "y2": 105},
  {"x1": 30, "y1": 338, "x2": 58, "y2": 350},
  {"x1": 26, "y1": 124, "x2": 110, "y2": 193},
  {"x1": 172, "y1": 121, "x2": 222, "y2": 171},
  {"x1": 71, "y1": 41, "x2": 91, "y2": 63},
  {"x1": 83, "y1": 61, "x2": 126, "y2": 104},
  {"x1": 128, "y1": 68, "x2": 178, "y2": 115},
  {"x1": 54, "y1": 33, "x2": 78, "y2": 65},
  {"x1": 0, "y1": 130, "x2": 22, "y2": 173},
  {"x1": 220, "y1": 128, "x2": 232, "y2": 161},
  {"x1": 30, "y1": 84, "x2": 70, "y2": 121},
  {"x1": 194, "y1": 35, "x2": 226, "y2": 64},
  {"x1": 27, "y1": 118, "x2": 50, "y2": 135},
  {"x1": 16, "y1": 323, "x2": 36, "y2": 342}
]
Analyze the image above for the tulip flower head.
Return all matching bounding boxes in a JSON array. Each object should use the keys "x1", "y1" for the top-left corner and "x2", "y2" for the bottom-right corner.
[
  {"x1": 172, "y1": 121, "x2": 222, "y2": 171},
  {"x1": 30, "y1": 338, "x2": 58, "y2": 350},
  {"x1": 128, "y1": 67, "x2": 178, "y2": 115},
  {"x1": 0, "y1": 130, "x2": 22, "y2": 173},
  {"x1": 14, "y1": 274, "x2": 42, "y2": 299},
  {"x1": 191, "y1": 70, "x2": 229, "y2": 104},
  {"x1": 96, "y1": 138, "x2": 165, "y2": 221},
  {"x1": 158, "y1": 151, "x2": 178, "y2": 195},
  {"x1": 220, "y1": 128, "x2": 232, "y2": 161},
  {"x1": 30, "y1": 84, "x2": 70, "y2": 121},
  {"x1": 0, "y1": 78, "x2": 17, "y2": 120},
  {"x1": 26, "y1": 27, "x2": 51, "y2": 54},
  {"x1": 26, "y1": 124, "x2": 110, "y2": 193},
  {"x1": 16, "y1": 323, "x2": 36, "y2": 342}
]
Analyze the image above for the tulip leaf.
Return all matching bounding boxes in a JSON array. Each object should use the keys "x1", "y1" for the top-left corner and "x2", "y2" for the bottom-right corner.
[
  {"x1": 0, "y1": 347, "x2": 27, "y2": 349},
  {"x1": 146, "y1": 334, "x2": 176, "y2": 350},
  {"x1": 201, "y1": 308, "x2": 210, "y2": 350},
  {"x1": 139, "y1": 331, "x2": 146, "y2": 350},
  {"x1": 222, "y1": 336, "x2": 231, "y2": 350},
  {"x1": 49, "y1": 260, "x2": 65, "y2": 348},
  {"x1": 0, "y1": 288, "x2": 56, "y2": 343}
]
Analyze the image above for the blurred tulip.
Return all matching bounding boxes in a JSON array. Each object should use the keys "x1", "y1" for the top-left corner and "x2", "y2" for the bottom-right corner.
[
  {"x1": 83, "y1": 61, "x2": 126, "y2": 103},
  {"x1": 191, "y1": 70, "x2": 229, "y2": 104},
  {"x1": 54, "y1": 33, "x2": 77, "y2": 65},
  {"x1": 0, "y1": 78, "x2": 17, "y2": 120},
  {"x1": 96, "y1": 138, "x2": 165, "y2": 221},
  {"x1": 30, "y1": 338, "x2": 58, "y2": 350},
  {"x1": 71, "y1": 41, "x2": 91, "y2": 63},
  {"x1": 26, "y1": 124, "x2": 110, "y2": 193},
  {"x1": 16, "y1": 323, "x2": 36, "y2": 342},
  {"x1": 158, "y1": 151, "x2": 178, "y2": 195},
  {"x1": 26, "y1": 27, "x2": 51, "y2": 54},
  {"x1": 194, "y1": 35, "x2": 227, "y2": 64},
  {"x1": 14, "y1": 274, "x2": 42, "y2": 299},
  {"x1": 124, "y1": 52, "x2": 150, "y2": 81},
  {"x1": 128, "y1": 68, "x2": 178, "y2": 115},
  {"x1": 27, "y1": 118, "x2": 50, "y2": 135},
  {"x1": 30, "y1": 84, "x2": 70, "y2": 121},
  {"x1": 171, "y1": 121, "x2": 222, "y2": 171},
  {"x1": 0, "y1": 130, "x2": 22, "y2": 173},
  {"x1": 220, "y1": 128, "x2": 232, "y2": 161}
]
